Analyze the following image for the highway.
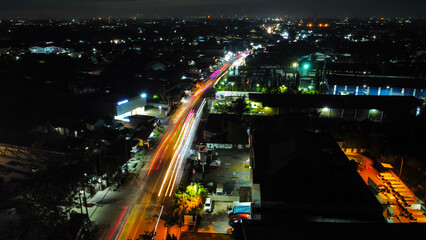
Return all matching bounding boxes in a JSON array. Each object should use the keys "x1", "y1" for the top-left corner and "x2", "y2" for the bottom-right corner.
[{"x1": 98, "y1": 52, "x2": 249, "y2": 240}]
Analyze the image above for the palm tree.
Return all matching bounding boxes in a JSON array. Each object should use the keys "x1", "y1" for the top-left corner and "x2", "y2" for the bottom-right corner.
[
  {"x1": 185, "y1": 184, "x2": 206, "y2": 214},
  {"x1": 173, "y1": 191, "x2": 186, "y2": 228}
]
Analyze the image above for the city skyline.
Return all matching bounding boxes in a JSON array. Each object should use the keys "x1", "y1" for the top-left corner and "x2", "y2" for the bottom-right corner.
[{"x1": 1, "y1": 0, "x2": 425, "y2": 19}]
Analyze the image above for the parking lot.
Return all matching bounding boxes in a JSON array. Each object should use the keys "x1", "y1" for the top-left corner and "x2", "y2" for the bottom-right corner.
[
  {"x1": 198, "y1": 201, "x2": 230, "y2": 233},
  {"x1": 202, "y1": 149, "x2": 251, "y2": 195},
  {"x1": 198, "y1": 148, "x2": 250, "y2": 233}
]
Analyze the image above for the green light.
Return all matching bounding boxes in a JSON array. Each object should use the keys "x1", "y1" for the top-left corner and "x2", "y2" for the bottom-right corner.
[{"x1": 303, "y1": 63, "x2": 310, "y2": 69}]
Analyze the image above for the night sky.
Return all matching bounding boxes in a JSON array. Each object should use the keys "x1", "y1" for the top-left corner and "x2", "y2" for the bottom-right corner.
[{"x1": 0, "y1": 0, "x2": 425, "y2": 19}]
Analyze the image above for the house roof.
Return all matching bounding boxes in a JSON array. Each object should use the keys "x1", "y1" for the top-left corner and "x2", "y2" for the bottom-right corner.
[{"x1": 327, "y1": 74, "x2": 426, "y2": 88}]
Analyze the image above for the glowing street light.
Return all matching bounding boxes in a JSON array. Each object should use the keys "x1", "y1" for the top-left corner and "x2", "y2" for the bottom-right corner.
[
  {"x1": 141, "y1": 93, "x2": 147, "y2": 98},
  {"x1": 303, "y1": 63, "x2": 310, "y2": 69}
]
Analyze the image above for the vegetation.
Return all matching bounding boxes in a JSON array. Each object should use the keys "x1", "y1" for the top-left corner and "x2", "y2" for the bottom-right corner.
[
  {"x1": 1, "y1": 165, "x2": 87, "y2": 240},
  {"x1": 163, "y1": 183, "x2": 207, "y2": 230}
]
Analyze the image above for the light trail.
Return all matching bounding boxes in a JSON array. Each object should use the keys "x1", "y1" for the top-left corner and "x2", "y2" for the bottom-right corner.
[
  {"x1": 107, "y1": 204, "x2": 129, "y2": 240},
  {"x1": 165, "y1": 114, "x2": 195, "y2": 196},
  {"x1": 109, "y1": 55, "x2": 251, "y2": 239}
]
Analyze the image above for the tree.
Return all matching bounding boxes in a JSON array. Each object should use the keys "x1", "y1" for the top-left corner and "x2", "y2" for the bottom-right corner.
[
  {"x1": 184, "y1": 183, "x2": 207, "y2": 215},
  {"x1": 212, "y1": 102, "x2": 231, "y2": 114},
  {"x1": 11, "y1": 165, "x2": 85, "y2": 240},
  {"x1": 163, "y1": 183, "x2": 207, "y2": 229},
  {"x1": 229, "y1": 96, "x2": 250, "y2": 120}
]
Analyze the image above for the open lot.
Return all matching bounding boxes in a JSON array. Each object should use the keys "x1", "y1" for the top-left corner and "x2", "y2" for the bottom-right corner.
[
  {"x1": 202, "y1": 149, "x2": 251, "y2": 196},
  {"x1": 198, "y1": 148, "x2": 250, "y2": 233},
  {"x1": 198, "y1": 201, "x2": 230, "y2": 233}
]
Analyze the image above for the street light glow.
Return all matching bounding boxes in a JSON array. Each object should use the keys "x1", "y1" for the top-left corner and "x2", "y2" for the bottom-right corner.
[
  {"x1": 117, "y1": 99, "x2": 129, "y2": 105},
  {"x1": 141, "y1": 93, "x2": 147, "y2": 98}
]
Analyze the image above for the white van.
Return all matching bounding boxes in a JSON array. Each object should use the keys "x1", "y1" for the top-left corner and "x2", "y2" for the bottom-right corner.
[{"x1": 204, "y1": 198, "x2": 212, "y2": 212}]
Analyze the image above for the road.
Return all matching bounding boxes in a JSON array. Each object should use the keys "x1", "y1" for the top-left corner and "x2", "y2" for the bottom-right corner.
[{"x1": 95, "y1": 53, "x2": 250, "y2": 240}]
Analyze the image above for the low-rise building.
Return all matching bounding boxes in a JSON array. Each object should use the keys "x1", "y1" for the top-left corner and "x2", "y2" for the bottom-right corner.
[
  {"x1": 248, "y1": 93, "x2": 422, "y2": 121},
  {"x1": 249, "y1": 116, "x2": 384, "y2": 223}
]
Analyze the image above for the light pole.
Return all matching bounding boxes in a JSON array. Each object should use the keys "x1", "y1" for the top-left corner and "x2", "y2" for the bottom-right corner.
[{"x1": 153, "y1": 205, "x2": 164, "y2": 239}]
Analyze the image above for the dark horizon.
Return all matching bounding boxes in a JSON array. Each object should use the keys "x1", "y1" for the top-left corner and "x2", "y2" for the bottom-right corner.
[{"x1": 1, "y1": 0, "x2": 425, "y2": 19}]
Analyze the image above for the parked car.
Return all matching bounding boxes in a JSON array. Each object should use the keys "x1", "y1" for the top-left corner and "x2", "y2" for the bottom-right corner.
[{"x1": 204, "y1": 198, "x2": 212, "y2": 212}]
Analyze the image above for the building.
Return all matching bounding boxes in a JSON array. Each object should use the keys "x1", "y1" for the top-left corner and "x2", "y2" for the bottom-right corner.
[
  {"x1": 114, "y1": 94, "x2": 148, "y2": 121},
  {"x1": 248, "y1": 93, "x2": 422, "y2": 121},
  {"x1": 29, "y1": 45, "x2": 68, "y2": 54},
  {"x1": 249, "y1": 116, "x2": 384, "y2": 223},
  {"x1": 327, "y1": 74, "x2": 426, "y2": 98}
]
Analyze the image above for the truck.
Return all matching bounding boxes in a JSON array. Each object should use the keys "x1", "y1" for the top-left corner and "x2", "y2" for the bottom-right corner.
[
  {"x1": 376, "y1": 193, "x2": 388, "y2": 204},
  {"x1": 368, "y1": 177, "x2": 385, "y2": 193},
  {"x1": 385, "y1": 181, "x2": 401, "y2": 187},
  {"x1": 378, "y1": 173, "x2": 392, "y2": 179},
  {"x1": 382, "y1": 177, "x2": 397, "y2": 182},
  {"x1": 414, "y1": 216, "x2": 426, "y2": 223},
  {"x1": 386, "y1": 217, "x2": 400, "y2": 223},
  {"x1": 387, "y1": 205, "x2": 401, "y2": 217},
  {"x1": 397, "y1": 216, "x2": 410, "y2": 223},
  {"x1": 396, "y1": 191, "x2": 414, "y2": 199},
  {"x1": 386, "y1": 194, "x2": 397, "y2": 205}
]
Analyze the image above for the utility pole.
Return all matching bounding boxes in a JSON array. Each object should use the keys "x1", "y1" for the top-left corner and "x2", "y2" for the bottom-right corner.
[
  {"x1": 78, "y1": 192, "x2": 84, "y2": 219},
  {"x1": 399, "y1": 157, "x2": 404, "y2": 179}
]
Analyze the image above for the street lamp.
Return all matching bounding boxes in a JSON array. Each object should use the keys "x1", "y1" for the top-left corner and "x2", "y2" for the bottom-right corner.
[
  {"x1": 303, "y1": 63, "x2": 310, "y2": 69},
  {"x1": 141, "y1": 93, "x2": 147, "y2": 98}
]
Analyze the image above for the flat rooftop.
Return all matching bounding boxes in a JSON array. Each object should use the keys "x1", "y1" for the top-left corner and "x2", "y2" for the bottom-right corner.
[{"x1": 251, "y1": 116, "x2": 384, "y2": 222}]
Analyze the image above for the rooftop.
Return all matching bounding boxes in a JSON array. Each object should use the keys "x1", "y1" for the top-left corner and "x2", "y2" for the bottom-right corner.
[
  {"x1": 249, "y1": 93, "x2": 422, "y2": 111},
  {"x1": 251, "y1": 116, "x2": 384, "y2": 222}
]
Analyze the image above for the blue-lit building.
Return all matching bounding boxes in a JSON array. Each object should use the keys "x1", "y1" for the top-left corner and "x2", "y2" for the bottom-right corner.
[
  {"x1": 327, "y1": 74, "x2": 426, "y2": 98},
  {"x1": 114, "y1": 94, "x2": 147, "y2": 121}
]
